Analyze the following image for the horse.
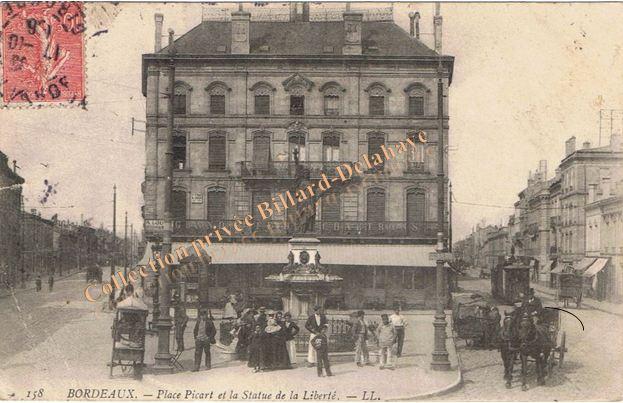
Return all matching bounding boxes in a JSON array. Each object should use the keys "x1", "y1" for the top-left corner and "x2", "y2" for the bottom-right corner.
[
  {"x1": 516, "y1": 313, "x2": 552, "y2": 390},
  {"x1": 500, "y1": 312, "x2": 519, "y2": 387}
]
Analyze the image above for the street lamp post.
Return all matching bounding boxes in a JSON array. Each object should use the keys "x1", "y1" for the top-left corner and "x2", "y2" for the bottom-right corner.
[
  {"x1": 153, "y1": 28, "x2": 176, "y2": 374},
  {"x1": 431, "y1": 2, "x2": 451, "y2": 371}
]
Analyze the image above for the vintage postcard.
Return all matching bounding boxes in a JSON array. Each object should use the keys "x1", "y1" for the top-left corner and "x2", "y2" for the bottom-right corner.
[{"x1": 0, "y1": 1, "x2": 622, "y2": 401}]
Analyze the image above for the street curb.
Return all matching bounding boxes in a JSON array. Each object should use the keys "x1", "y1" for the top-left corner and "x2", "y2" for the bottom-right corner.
[
  {"x1": 0, "y1": 269, "x2": 83, "y2": 300},
  {"x1": 391, "y1": 333, "x2": 464, "y2": 401}
]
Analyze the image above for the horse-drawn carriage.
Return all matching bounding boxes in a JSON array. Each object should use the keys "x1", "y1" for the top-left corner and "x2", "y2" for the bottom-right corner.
[
  {"x1": 555, "y1": 272, "x2": 582, "y2": 308},
  {"x1": 86, "y1": 265, "x2": 103, "y2": 283},
  {"x1": 452, "y1": 294, "x2": 498, "y2": 348},
  {"x1": 109, "y1": 297, "x2": 148, "y2": 379},
  {"x1": 500, "y1": 306, "x2": 567, "y2": 390}
]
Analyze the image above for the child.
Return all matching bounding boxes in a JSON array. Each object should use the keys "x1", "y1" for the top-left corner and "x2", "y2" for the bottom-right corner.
[
  {"x1": 311, "y1": 324, "x2": 332, "y2": 377},
  {"x1": 247, "y1": 325, "x2": 262, "y2": 372}
]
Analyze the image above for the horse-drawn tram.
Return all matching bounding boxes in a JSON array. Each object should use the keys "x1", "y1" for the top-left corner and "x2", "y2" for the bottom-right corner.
[
  {"x1": 500, "y1": 306, "x2": 567, "y2": 390},
  {"x1": 491, "y1": 261, "x2": 530, "y2": 304},
  {"x1": 555, "y1": 272, "x2": 583, "y2": 308}
]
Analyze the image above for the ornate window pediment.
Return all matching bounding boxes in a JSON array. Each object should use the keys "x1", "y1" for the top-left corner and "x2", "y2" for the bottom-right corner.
[
  {"x1": 319, "y1": 81, "x2": 346, "y2": 95},
  {"x1": 404, "y1": 82, "x2": 431, "y2": 95},
  {"x1": 249, "y1": 81, "x2": 276, "y2": 95},
  {"x1": 287, "y1": 120, "x2": 307, "y2": 133},
  {"x1": 364, "y1": 82, "x2": 391, "y2": 96},
  {"x1": 205, "y1": 81, "x2": 232, "y2": 95},
  {"x1": 282, "y1": 73, "x2": 314, "y2": 94}
]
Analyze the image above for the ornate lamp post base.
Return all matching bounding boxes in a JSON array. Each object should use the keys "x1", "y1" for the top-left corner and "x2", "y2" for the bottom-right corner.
[
  {"x1": 431, "y1": 313, "x2": 451, "y2": 371},
  {"x1": 152, "y1": 318, "x2": 174, "y2": 373}
]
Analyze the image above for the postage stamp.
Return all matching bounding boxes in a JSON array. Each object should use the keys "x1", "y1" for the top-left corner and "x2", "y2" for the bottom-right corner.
[{"x1": 1, "y1": 2, "x2": 85, "y2": 107}]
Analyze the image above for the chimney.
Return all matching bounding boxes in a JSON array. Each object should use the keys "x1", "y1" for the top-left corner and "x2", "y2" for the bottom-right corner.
[
  {"x1": 342, "y1": 11, "x2": 363, "y2": 55},
  {"x1": 414, "y1": 12, "x2": 421, "y2": 40},
  {"x1": 565, "y1": 136, "x2": 576, "y2": 157},
  {"x1": 583, "y1": 141, "x2": 591, "y2": 149},
  {"x1": 539, "y1": 159, "x2": 547, "y2": 181},
  {"x1": 433, "y1": 3, "x2": 442, "y2": 53},
  {"x1": 231, "y1": 4, "x2": 250, "y2": 55},
  {"x1": 154, "y1": 13, "x2": 164, "y2": 52}
]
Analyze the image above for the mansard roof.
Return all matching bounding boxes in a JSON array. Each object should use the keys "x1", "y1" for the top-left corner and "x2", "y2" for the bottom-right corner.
[{"x1": 156, "y1": 20, "x2": 439, "y2": 57}]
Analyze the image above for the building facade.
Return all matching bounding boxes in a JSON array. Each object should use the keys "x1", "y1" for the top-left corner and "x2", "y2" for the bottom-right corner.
[
  {"x1": 0, "y1": 151, "x2": 24, "y2": 288},
  {"x1": 140, "y1": 5, "x2": 454, "y2": 309}
]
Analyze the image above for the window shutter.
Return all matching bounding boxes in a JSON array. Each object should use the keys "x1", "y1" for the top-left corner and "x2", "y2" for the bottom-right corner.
[
  {"x1": 173, "y1": 94, "x2": 186, "y2": 115},
  {"x1": 408, "y1": 96, "x2": 424, "y2": 116},
  {"x1": 322, "y1": 193, "x2": 341, "y2": 222},
  {"x1": 210, "y1": 95, "x2": 225, "y2": 114},
  {"x1": 172, "y1": 133, "x2": 186, "y2": 169},
  {"x1": 255, "y1": 95, "x2": 270, "y2": 115},
  {"x1": 171, "y1": 191, "x2": 187, "y2": 220},
  {"x1": 208, "y1": 134, "x2": 226, "y2": 171},
  {"x1": 369, "y1": 96, "x2": 385, "y2": 116},
  {"x1": 253, "y1": 134, "x2": 271, "y2": 170},
  {"x1": 366, "y1": 188, "x2": 385, "y2": 222},
  {"x1": 324, "y1": 95, "x2": 339, "y2": 116},
  {"x1": 290, "y1": 95, "x2": 304, "y2": 115},
  {"x1": 207, "y1": 188, "x2": 226, "y2": 225},
  {"x1": 407, "y1": 191, "x2": 426, "y2": 222}
]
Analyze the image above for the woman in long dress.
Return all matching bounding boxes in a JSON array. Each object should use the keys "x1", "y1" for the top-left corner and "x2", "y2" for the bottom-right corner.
[
  {"x1": 283, "y1": 312, "x2": 299, "y2": 365},
  {"x1": 261, "y1": 318, "x2": 281, "y2": 370}
]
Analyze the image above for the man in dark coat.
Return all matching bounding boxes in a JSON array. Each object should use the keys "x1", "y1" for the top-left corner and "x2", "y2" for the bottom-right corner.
[
  {"x1": 193, "y1": 309, "x2": 217, "y2": 371},
  {"x1": 521, "y1": 288, "x2": 543, "y2": 318},
  {"x1": 305, "y1": 305, "x2": 327, "y2": 366}
]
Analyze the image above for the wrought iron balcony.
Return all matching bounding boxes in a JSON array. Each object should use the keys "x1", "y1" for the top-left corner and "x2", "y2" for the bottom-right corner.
[
  {"x1": 165, "y1": 219, "x2": 439, "y2": 239},
  {"x1": 238, "y1": 161, "x2": 354, "y2": 180}
]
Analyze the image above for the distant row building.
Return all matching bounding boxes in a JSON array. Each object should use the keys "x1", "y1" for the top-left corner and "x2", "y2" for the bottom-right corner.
[
  {"x1": 0, "y1": 150, "x2": 118, "y2": 289},
  {"x1": 455, "y1": 130, "x2": 623, "y2": 302}
]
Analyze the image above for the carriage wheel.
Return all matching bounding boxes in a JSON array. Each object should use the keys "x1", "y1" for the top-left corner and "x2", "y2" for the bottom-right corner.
[{"x1": 558, "y1": 332, "x2": 566, "y2": 368}]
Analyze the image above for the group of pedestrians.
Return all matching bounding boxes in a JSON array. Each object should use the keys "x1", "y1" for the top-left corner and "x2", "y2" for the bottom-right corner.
[
  {"x1": 350, "y1": 309, "x2": 408, "y2": 370},
  {"x1": 34, "y1": 274, "x2": 54, "y2": 292},
  {"x1": 231, "y1": 308, "x2": 299, "y2": 372}
]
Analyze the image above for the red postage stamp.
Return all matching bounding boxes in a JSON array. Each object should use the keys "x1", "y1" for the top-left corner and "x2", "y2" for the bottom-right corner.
[{"x1": 1, "y1": 2, "x2": 85, "y2": 106}]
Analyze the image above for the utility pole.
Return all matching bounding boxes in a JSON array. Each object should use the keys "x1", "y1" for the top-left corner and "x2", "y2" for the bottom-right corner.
[
  {"x1": 124, "y1": 211, "x2": 128, "y2": 278},
  {"x1": 130, "y1": 224, "x2": 134, "y2": 266},
  {"x1": 111, "y1": 184, "x2": 117, "y2": 283},
  {"x1": 153, "y1": 28, "x2": 176, "y2": 374},
  {"x1": 20, "y1": 194, "x2": 25, "y2": 288},
  {"x1": 449, "y1": 182, "x2": 453, "y2": 252},
  {"x1": 431, "y1": 2, "x2": 451, "y2": 371}
]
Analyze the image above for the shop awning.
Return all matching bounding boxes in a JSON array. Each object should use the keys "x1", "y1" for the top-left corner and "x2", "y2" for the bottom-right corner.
[
  {"x1": 582, "y1": 258, "x2": 609, "y2": 278},
  {"x1": 573, "y1": 257, "x2": 596, "y2": 274},
  {"x1": 551, "y1": 264, "x2": 565, "y2": 274},
  {"x1": 138, "y1": 241, "x2": 437, "y2": 268}
]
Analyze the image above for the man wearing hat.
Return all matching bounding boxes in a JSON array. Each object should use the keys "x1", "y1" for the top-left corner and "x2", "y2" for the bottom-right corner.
[
  {"x1": 255, "y1": 307, "x2": 268, "y2": 330},
  {"x1": 305, "y1": 305, "x2": 327, "y2": 366},
  {"x1": 193, "y1": 308, "x2": 217, "y2": 371},
  {"x1": 521, "y1": 288, "x2": 543, "y2": 318}
]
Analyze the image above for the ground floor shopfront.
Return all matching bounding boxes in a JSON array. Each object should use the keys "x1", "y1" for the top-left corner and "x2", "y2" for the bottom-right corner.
[{"x1": 139, "y1": 240, "x2": 440, "y2": 310}]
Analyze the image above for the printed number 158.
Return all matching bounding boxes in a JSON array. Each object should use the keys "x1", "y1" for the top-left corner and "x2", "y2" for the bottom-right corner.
[{"x1": 26, "y1": 389, "x2": 44, "y2": 399}]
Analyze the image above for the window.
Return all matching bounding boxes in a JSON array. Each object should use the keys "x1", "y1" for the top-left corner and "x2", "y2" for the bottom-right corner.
[
  {"x1": 173, "y1": 82, "x2": 191, "y2": 115},
  {"x1": 324, "y1": 95, "x2": 339, "y2": 116},
  {"x1": 290, "y1": 95, "x2": 305, "y2": 115},
  {"x1": 367, "y1": 133, "x2": 385, "y2": 171},
  {"x1": 255, "y1": 95, "x2": 270, "y2": 115},
  {"x1": 208, "y1": 133, "x2": 226, "y2": 171},
  {"x1": 369, "y1": 96, "x2": 385, "y2": 116},
  {"x1": 365, "y1": 82, "x2": 390, "y2": 116},
  {"x1": 206, "y1": 81, "x2": 230, "y2": 115},
  {"x1": 253, "y1": 133, "x2": 271, "y2": 171},
  {"x1": 288, "y1": 133, "x2": 306, "y2": 162},
  {"x1": 366, "y1": 187, "x2": 386, "y2": 222},
  {"x1": 210, "y1": 95, "x2": 225, "y2": 115},
  {"x1": 406, "y1": 133, "x2": 425, "y2": 172},
  {"x1": 409, "y1": 96, "x2": 424, "y2": 116},
  {"x1": 207, "y1": 187, "x2": 226, "y2": 225},
  {"x1": 321, "y1": 192, "x2": 341, "y2": 222},
  {"x1": 322, "y1": 133, "x2": 340, "y2": 162},
  {"x1": 404, "y1": 83, "x2": 429, "y2": 116},
  {"x1": 173, "y1": 132, "x2": 186, "y2": 169},
  {"x1": 374, "y1": 268, "x2": 386, "y2": 289},
  {"x1": 173, "y1": 93, "x2": 186, "y2": 115},
  {"x1": 171, "y1": 190, "x2": 187, "y2": 220},
  {"x1": 407, "y1": 189, "x2": 426, "y2": 222}
]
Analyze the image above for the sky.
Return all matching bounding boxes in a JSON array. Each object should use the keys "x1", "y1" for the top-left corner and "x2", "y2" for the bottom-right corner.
[{"x1": 1, "y1": 2, "x2": 623, "y2": 240}]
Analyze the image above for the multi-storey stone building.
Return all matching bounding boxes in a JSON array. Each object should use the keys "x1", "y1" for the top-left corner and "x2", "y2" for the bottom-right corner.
[
  {"x1": 0, "y1": 151, "x2": 24, "y2": 288},
  {"x1": 140, "y1": 5, "x2": 454, "y2": 309}
]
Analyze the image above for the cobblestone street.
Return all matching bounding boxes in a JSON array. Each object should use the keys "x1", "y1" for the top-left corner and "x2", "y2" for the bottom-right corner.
[{"x1": 436, "y1": 269, "x2": 623, "y2": 401}]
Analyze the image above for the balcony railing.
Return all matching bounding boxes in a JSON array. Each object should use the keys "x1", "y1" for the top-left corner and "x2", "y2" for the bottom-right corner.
[
  {"x1": 405, "y1": 161, "x2": 426, "y2": 173},
  {"x1": 239, "y1": 161, "x2": 354, "y2": 179},
  {"x1": 166, "y1": 219, "x2": 438, "y2": 239}
]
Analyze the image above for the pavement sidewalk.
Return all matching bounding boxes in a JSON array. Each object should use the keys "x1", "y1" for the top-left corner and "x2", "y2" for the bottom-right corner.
[{"x1": 532, "y1": 281, "x2": 623, "y2": 317}]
